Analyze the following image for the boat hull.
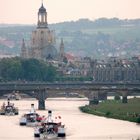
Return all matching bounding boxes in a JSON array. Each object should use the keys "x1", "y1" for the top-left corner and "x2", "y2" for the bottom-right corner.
[
  {"x1": 34, "y1": 126, "x2": 66, "y2": 138},
  {"x1": 0, "y1": 110, "x2": 18, "y2": 116}
]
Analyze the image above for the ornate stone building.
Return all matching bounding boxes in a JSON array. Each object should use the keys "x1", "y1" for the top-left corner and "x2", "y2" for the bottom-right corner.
[
  {"x1": 59, "y1": 38, "x2": 65, "y2": 61},
  {"x1": 20, "y1": 39, "x2": 27, "y2": 59},
  {"x1": 21, "y1": 2, "x2": 64, "y2": 61},
  {"x1": 91, "y1": 57, "x2": 140, "y2": 82}
]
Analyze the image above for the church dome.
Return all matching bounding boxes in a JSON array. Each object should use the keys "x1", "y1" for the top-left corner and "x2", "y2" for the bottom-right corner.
[
  {"x1": 39, "y1": 4, "x2": 46, "y2": 13},
  {"x1": 42, "y1": 44, "x2": 58, "y2": 60}
]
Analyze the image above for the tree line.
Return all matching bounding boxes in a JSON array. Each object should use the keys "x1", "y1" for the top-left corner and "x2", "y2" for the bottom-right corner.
[{"x1": 0, "y1": 57, "x2": 57, "y2": 82}]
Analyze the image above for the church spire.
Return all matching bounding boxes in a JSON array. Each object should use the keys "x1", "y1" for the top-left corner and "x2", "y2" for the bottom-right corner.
[
  {"x1": 41, "y1": 0, "x2": 44, "y2": 6},
  {"x1": 59, "y1": 38, "x2": 65, "y2": 61},
  {"x1": 37, "y1": 0, "x2": 48, "y2": 28},
  {"x1": 22, "y1": 38, "x2": 25, "y2": 47},
  {"x1": 60, "y1": 38, "x2": 64, "y2": 46},
  {"x1": 21, "y1": 38, "x2": 27, "y2": 58}
]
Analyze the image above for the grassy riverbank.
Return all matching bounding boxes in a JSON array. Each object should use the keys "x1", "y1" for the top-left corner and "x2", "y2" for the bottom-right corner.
[{"x1": 80, "y1": 98, "x2": 140, "y2": 123}]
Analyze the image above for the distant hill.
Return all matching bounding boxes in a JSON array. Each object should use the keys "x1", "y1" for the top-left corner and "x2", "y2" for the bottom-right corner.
[{"x1": 0, "y1": 18, "x2": 140, "y2": 58}]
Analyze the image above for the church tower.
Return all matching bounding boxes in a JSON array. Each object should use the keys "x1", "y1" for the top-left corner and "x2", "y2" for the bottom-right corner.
[
  {"x1": 59, "y1": 38, "x2": 65, "y2": 61},
  {"x1": 37, "y1": 2, "x2": 48, "y2": 28},
  {"x1": 28, "y1": 1, "x2": 58, "y2": 60},
  {"x1": 21, "y1": 39, "x2": 27, "y2": 58}
]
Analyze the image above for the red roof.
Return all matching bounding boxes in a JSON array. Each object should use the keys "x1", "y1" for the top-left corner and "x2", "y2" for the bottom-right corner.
[{"x1": 65, "y1": 53, "x2": 75, "y2": 61}]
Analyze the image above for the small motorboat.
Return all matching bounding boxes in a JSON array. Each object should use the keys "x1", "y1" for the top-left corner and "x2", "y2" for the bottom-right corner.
[
  {"x1": 0, "y1": 98, "x2": 18, "y2": 115},
  {"x1": 34, "y1": 110, "x2": 66, "y2": 139},
  {"x1": 19, "y1": 104, "x2": 41, "y2": 127}
]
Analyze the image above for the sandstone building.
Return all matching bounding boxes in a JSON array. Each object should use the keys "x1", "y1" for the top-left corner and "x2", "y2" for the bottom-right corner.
[{"x1": 21, "y1": 2, "x2": 64, "y2": 61}]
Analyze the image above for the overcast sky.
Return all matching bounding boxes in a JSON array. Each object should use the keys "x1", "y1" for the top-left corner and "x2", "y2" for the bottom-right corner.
[{"x1": 0, "y1": 0, "x2": 140, "y2": 24}]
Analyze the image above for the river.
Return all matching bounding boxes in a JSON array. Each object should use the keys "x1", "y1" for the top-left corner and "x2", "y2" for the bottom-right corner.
[{"x1": 0, "y1": 98, "x2": 140, "y2": 140}]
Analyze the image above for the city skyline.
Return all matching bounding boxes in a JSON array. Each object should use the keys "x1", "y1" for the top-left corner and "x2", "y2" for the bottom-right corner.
[{"x1": 0, "y1": 0, "x2": 140, "y2": 24}]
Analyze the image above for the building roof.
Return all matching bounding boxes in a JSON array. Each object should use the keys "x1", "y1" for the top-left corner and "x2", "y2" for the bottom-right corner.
[
  {"x1": 65, "y1": 53, "x2": 75, "y2": 62},
  {"x1": 39, "y1": 4, "x2": 46, "y2": 13},
  {"x1": 42, "y1": 44, "x2": 58, "y2": 60}
]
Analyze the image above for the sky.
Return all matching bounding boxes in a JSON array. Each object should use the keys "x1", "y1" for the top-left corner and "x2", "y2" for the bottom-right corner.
[{"x1": 0, "y1": 0, "x2": 140, "y2": 24}]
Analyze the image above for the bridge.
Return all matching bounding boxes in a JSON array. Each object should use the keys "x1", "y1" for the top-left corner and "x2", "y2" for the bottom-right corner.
[{"x1": 0, "y1": 82, "x2": 140, "y2": 110}]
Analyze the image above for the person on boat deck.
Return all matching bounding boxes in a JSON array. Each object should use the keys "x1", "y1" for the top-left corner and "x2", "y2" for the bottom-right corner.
[
  {"x1": 57, "y1": 122, "x2": 61, "y2": 126},
  {"x1": 61, "y1": 124, "x2": 65, "y2": 128},
  {"x1": 54, "y1": 125, "x2": 58, "y2": 133},
  {"x1": 36, "y1": 115, "x2": 42, "y2": 122},
  {"x1": 47, "y1": 124, "x2": 55, "y2": 134},
  {"x1": 40, "y1": 123, "x2": 47, "y2": 133},
  {"x1": 30, "y1": 115, "x2": 36, "y2": 122}
]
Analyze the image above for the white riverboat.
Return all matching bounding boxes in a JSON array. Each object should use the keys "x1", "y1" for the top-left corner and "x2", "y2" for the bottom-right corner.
[
  {"x1": 34, "y1": 110, "x2": 66, "y2": 139},
  {"x1": 19, "y1": 104, "x2": 42, "y2": 127},
  {"x1": 0, "y1": 98, "x2": 18, "y2": 115}
]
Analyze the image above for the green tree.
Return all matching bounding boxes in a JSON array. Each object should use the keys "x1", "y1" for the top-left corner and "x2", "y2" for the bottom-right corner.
[
  {"x1": 0, "y1": 57, "x2": 58, "y2": 82},
  {"x1": 45, "y1": 65, "x2": 57, "y2": 82},
  {"x1": 114, "y1": 95, "x2": 121, "y2": 101},
  {"x1": 21, "y1": 58, "x2": 45, "y2": 81}
]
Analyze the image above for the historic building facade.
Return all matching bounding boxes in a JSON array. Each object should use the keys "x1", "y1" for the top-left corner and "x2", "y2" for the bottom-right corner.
[
  {"x1": 21, "y1": 2, "x2": 64, "y2": 61},
  {"x1": 20, "y1": 39, "x2": 27, "y2": 59},
  {"x1": 91, "y1": 57, "x2": 140, "y2": 82}
]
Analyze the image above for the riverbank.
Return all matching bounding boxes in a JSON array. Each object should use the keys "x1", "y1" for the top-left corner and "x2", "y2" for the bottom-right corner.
[{"x1": 80, "y1": 97, "x2": 140, "y2": 123}]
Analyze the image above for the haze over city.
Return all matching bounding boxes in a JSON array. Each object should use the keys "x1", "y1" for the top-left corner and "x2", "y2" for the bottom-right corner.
[
  {"x1": 0, "y1": 0, "x2": 140, "y2": 24},
  {"x1": 0, "y1": 0, "x2": 140, "y2": 140}
]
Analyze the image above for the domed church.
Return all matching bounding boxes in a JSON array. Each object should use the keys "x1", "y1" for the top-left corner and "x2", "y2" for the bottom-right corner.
[{"x1": 21, "y1": 1, "x2": 64, "y2": 61}]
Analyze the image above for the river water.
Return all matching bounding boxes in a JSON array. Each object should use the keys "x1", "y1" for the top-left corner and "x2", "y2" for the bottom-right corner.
[{"x1": 0, "y1": 98, "x2": 140, "y2": 140}]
